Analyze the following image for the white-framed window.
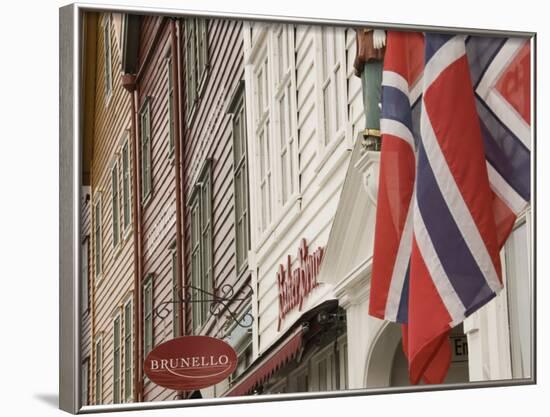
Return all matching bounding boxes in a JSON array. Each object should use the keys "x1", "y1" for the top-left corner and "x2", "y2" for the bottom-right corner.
[
  {"x1": 81, "y1": 357, "x2": 90, "y2": 406},
  {"x1": 103, "y1": 14, "x2": 113, "y2": 100},
  {"x1": 81, "y1": 236, "x2": 90, "y2": 313},
  {"x1": 229, "y1": 84, "x2": 251, "y2": 275},
  {"x1": 112, "y1": 314, "x2": 122, "y2": 403},
  {"x1": 273, "y1": 25, "x2": 298, "y2": 206},
  {"x1": 248, "y1": 25, "x2": 299, "y2": 238},
  {"x1": 139, "y1": 98, "x2": 152, "y2": 203},
  {"x1": 189, "y1": 162, "x2": 213, "y2": 331},
  {"x1": 121, "y1": 135, "x2": 131, "y2": 233},
  {"x1": 505, "y1": 213, "x2": 532, "y2": 379},
  {"x1": 111, "y1": 160, "x2": 120, "y2": 247},
  {"x1": 184, "y1": 18, "x2": 209, "y2": 120},
  {"x1": 337, "y1": 334, "x2": 348, "y2": 390},
  {"x1": 94, "y1": 337, "x2": 103, "y2": 405},
  {"x1": 318, "y1": 26, "x2": 347, "y2": 149},
  {"x1": 123, "y1": 297, "x2": 133, "y2": 402},
  {"x1": 93, "y1": 196, "x2": 102, "y2": 280},
  {"x1": 310, "y1": 343, "x2": 337, "y2": 392},
  {"x1": 143, "y1": 275, "x2": 154, "y2": 356}
]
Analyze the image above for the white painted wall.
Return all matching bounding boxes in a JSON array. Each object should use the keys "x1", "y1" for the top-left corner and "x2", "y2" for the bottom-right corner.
[{"x1": 243, "y1": 22, "x2": 364, "y2": 357}]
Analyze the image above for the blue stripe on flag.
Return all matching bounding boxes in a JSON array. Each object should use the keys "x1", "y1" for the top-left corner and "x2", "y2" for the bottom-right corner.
[
  {"x1": 466, "y1": 36, "x2": 507, "y2": 88},
  {"x1": 425, "y1": 34, "x2": 455, "y2": 62},
  {"x1": 477, "y1": 100, "x2": 531, "y2": 201},
  {"x1": 381, "y1": 85, "x2": 414, "y2": 131},
  {"x1": 396, "y1": 262, "x2": 410, "y2": 324},
  {"x1": 416, "y1": 143, "x2": 497, "y2": 315}
]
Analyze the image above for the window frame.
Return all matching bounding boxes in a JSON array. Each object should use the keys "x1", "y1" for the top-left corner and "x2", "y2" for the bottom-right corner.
[
  {"x1": 93, "y1": 195, "x2": 103, "y2": 281},
  {"x1": 166, "y1": 56, "x2": 175, "y2": 158},
  {"x1": 315, "y1": 26, "x2": 349, "y2": 170},
  {"x1": 123, "y1": 296, "x2": 133, "y2": 403},
  {"x1": 94, "y1": 336, "x2": 103, "y2": 405},
  {"x1": 189, "y1": 161, "x2": 213, "y2": 332},
  {"x1": 81, "y1": 235, "x2": 90, "y2": 314},
  {"x1": 309, "y1": 342, "x2": 337, "y2": 392},
  {"x1": 111, "y1": 159, "x2": 121, "y2": 248},
  {"x1": 139, "y1": 98, "x2": 153, "y2": 205},
  {"x1": 112, "y1": 313, "x2": 122, "y2": 403},
  {"x1": 184, "y1": 18, "x2": 209, "y2": 122},
  {"x1": 229, "y1": 83, "x2": 251, "y2": 276},
  {"x1": 247, "y1": 25, "x2": 301, "y2": 246},
  {"x1": 121, "y1": 134, "x2": 132, "y2": 236},
  {"x1": 81, "y1": 357, "x2": 90, "y2": 407},
  {"x1": 143, "y1": 274, "x2": 154, "y2": 356},
  {"x1": 103, "y1": 14, "x2": 113, "y2": 102}
]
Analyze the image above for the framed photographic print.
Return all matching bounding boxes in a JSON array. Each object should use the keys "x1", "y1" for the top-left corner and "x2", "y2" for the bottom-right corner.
[{"x1": 59, "y1": 2, "x2": 535, "y2": 414}]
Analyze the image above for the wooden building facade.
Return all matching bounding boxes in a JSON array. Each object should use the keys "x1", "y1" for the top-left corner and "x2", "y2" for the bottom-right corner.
[
  {"x1": 81, "y1": 11, "x2": 137, "y2": 406},
  {"x1": 81, "y1": 11, "x2": 251, "y2": 405}
]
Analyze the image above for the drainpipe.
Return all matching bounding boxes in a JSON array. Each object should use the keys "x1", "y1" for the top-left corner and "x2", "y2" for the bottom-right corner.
[
  {"x1": 172, "y1": 17, "x2": 189, "y2": 400},
  {"x1": 121, "y1": 73, "x2": 144, "y2": 403},
  {"x1": 170, "y1": 18, "x2": 185, "y2": 341}
]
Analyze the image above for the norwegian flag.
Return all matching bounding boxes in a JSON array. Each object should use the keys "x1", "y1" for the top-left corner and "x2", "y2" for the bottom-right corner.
[{"x1": 369, "y1": 31, "x2": 531, "y2": 384}]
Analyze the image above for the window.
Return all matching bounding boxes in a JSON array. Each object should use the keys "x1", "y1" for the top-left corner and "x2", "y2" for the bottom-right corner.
[
  {"x1": 189, "y1": 163, "x2": 213, "y2": 331},
  {"x1": 121, "y1": 136, "x2": 131, "y2": 232},
  {"x1": 113, "y1": 315, "x2": 121, "y2": 403},
  {"x1": 255, "y1": 56, "x2": 272, "y2": 232},
  {"x1": 140, "y1": 99, "x2": 152, "y2": 203},
  {"x1": 249, "y1": 25, "x2": 299, "y2": 236},
  {"x1": 81, "y1": 358, "x2": 90, "y2": 406},
  {"x1": 171, "y1": 245, "x2": 180, "y2": 337},
  {"x1": 123, "y1": 298, "x2": 133, "y2": 402},
  {"x1": 274, "y1": 25, "x2": 297, "y2": 206},
  {"x1": 505, "y1": 217, "x2": 531, "y2": 379},
  {"x1": 320, "y1": 27, "x2": 347, "y2": 146},
  {"x1": 103, "y1": 14, "x2": 113, "y2": 99},
  {"x1": 111, "y1": 161, "x2": 120, "y2": 247},
  {"x1": 143, "y1": 275, "x2": 154, "y2": 356},
  {"x1": 81, "y1": 237, "x2": 89, "y2": 313},
  {"x1": 311, "y1": 344, "x2": 337, "y2": 392},
  {"x1": 230, "y1": 86, "x2": 251, "y2": 274},
  {"x1": 227, "y1": 308, "x2": 253, "y2": 383},
  {"x1": 95, "y1": 338, "x2": 103, "y2": 404},
  {"x1": 94, "y1": 197, "x2": 102, "y2": 279},
  {"x1": 167, "y1": 57, "x2": 175, "y2": 156},
  {"x1": 184, "y1": 18, "x2": 209, "y2": 119}
]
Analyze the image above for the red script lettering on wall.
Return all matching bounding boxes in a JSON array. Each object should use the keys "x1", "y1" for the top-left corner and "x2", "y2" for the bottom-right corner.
[{"x1": 277, "y1": 239, "x2": 324, "y2": 331}]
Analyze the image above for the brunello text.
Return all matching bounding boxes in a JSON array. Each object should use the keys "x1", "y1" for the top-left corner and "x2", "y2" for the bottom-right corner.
[
  {"x1": 277, "y1": 239, "x2": 325, "y2": 330},
  {"x1": 149, "y1": 355, "x2": 230, "y2": 371}
]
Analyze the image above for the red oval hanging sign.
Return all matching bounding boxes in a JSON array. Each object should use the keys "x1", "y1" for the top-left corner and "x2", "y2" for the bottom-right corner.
[{"x1": 143, "y1": 336, "x2": 238, "y2": 391}]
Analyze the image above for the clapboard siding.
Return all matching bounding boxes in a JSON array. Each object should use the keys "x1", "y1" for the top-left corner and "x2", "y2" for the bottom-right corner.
[
  {"x1": 87, "y1": 12, "x2": 136, "y2": 406},
  {"x1": 244, "y1": 22, "x2": 365, "y2": 354},
  {"x1": 134, "y1": 17, "x2": 178, "y2": 403},
  {"x1": 182, "y1": 17, "x2": 246, "y2": 341}
]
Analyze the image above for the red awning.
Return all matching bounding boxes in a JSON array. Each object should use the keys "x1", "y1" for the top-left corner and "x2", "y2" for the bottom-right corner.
[{"x1": 224, "y1": 326, "x2": 305, "y2": 397}]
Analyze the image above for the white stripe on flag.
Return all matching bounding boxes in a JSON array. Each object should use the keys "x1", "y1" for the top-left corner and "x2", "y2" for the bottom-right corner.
[
  {"x1": 380, "y1": 118, "x2": 415, "y2": 149},
  {"x1": 420, "y1": 105, "x2": 503, "y2": 296},
  {"x1": 476, "y1": 38, "x2": 531, "y2": 150},
  {"x1": 382, "y1": 70, "x2": 409, "y2": 96},
  {"x1": 413, "y1": 198, "x2": 465, "y2": 327},
  {"x1": 384, "y1": 196, "x2": 414, "y2": 322},
  {"x1": 487, "y1": 162, "x2": 527, "y2": 215},
  {"x1": 423, "y1": 36, "x2": 466, "y2": 90}
]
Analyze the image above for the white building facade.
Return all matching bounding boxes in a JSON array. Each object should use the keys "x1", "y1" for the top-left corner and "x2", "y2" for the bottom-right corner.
[{"x1": 224, "y1": 21, "x2": 533, "y2": 396}]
